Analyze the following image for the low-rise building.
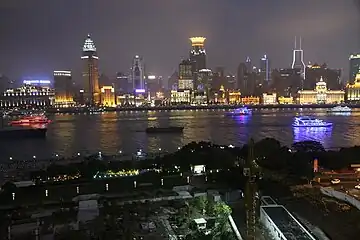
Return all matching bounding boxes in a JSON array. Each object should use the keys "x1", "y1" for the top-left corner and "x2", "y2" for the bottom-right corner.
[
  {"x1": 100, "y1": 85, "x2": 116, "y2": 107},
  {"x1": 278, "y1": 96, "x2": 293, "y2": 104},
  {"x1": 170, "y1": 90, "x2": 191, "y2": 104},
  {"x1": 260, "y1": 204, "x2": 316, "y2": 240},
  {"x1": 262, "y1": 93, "x2": 277, "y2": 105},
  {"x1": 297, "y1": 77, "x2": 344, "y2": 104},
  {"x1": 0, "y1": 85, "x2": 55, "y2": 108},
  {"x1": 241, "y1": 96, "x2": 260, "y2": 105},
  {"x1": 346, "y1": 70, "x2": 360, "y2": 102}
]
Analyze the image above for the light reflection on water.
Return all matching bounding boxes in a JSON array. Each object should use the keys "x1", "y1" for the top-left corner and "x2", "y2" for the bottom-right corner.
[
  {"x1": 0, "y1": 108, "x2": 359, "y2": 159},
  {"x1": 293, "y1": 127, "x2": 333, "y2": 149}
]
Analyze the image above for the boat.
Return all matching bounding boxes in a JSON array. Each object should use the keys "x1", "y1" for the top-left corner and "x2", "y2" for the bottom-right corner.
[
  {"x1": 145, "y1": 126, "x2": 184, "y2": 133},
  {"x1": 226, "y1": 107, "x2": 252, "y2": 116},
  {"x1": 328, "y1": 106, "x2": 352, "y2": 113},
  {"x1": 9, "y1": 115, "x2": 51, "y2": 126},
  {"x1": 0, "y1": 127, "x2": 47, "y2": 139},
  {"x1": 292, "y1": 116, "x2": 332, "y2": 127}
]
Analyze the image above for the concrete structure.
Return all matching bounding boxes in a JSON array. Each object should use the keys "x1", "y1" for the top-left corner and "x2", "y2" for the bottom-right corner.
[{"x1": 260, "y1": 205, "x2": 316, "y2": 240}]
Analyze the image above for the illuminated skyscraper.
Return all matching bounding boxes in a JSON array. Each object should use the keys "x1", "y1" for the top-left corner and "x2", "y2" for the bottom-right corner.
[
  {"x1": 291, "y1": 37, "x2": 306, "y2": 82},
  {"x1": 260, "y1": 54, "x2": 270, "y2": 84},
  {"x1": 178, "y1": 59, "x2": 193, "y2": 90},
  {"x1": 349, "y1": 54, "x2": 360, "y2": 83},
  {"x1": 54, "y1": 70, "x2": 74, "y2": 106},
  {"x1": 81, "y1": 34, "x2": 100, "y2": 105},
  {"x1": 189, "y1": 37, "x2": 206, "y2": 89},
  {"x1": 131, "y1": 55, "x2": 145, "y2": 91}
]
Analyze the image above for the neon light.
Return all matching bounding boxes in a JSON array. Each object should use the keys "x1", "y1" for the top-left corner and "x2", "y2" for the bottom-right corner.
[
  {"x1": 135, "y1": 89, "x2": 145, "y2": 93},
  {"x1": 148, "y1": 75, "x2": 156, "y2": 80},
  {"x1": 292, "y1": 116, "x2": 332, "y2": 127},
  {"x1": 23, "y1": 80, "x2": 51, "y2": 84}
]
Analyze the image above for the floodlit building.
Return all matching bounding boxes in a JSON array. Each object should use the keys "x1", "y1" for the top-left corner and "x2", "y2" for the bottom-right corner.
[
  {"x1": 132, "y1": 55, "x2": 145, "y2": 92},
  {"x1": 228, "y1": 91, "x2": 241, "y2": 104},
  {"x1": 100, "y1": 85, "x2": 116, "y2": 107},
  {"x1": 262, "y1": 93, "x2": 277, "y2": 105},
  {"x1": 54, "y1": 71, "x2": 74, "y2": 107},
  {"x1": 278, "y1": 96, "x2": 293, "y2": 104},
  {"x1": 241, "y1": 96, "x2": 260, "y2": 105},
  {"x1": 170, "y1": 90, "x2": 191, "y2": 104},
  {"x1": 0, "y1": 85, "x2": 55, "y2": 108},
  {"x1": 297, "y1": 77, "x2": 344, "y2": 104},
  {"x1": 346, "y1": 69, "x2": 360, "y2": 102},
  {"x1": 178, "y1": 59, "x2": 193, "y2": 90},
  {"x1": 81, "y1": 34, "x2": 100, "y2": 105}
]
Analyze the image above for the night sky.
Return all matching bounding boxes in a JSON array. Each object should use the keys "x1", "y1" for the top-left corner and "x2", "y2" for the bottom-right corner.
[{"x1": 0, "y1": 0, "x2": 358, "y2": 83}]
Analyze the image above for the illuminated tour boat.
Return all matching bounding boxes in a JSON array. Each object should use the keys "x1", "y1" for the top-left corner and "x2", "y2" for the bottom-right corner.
[
  {"x1": 292, "y1": 116, "x2": 332, "y2": 127},
  {"x1": 226, "y1": 107, "x2": 252, "y2": 116},
  {"x1": 10, "y1": 115, "x2": 51, "y2": 126},
  {"x1": 328, "y1": 106, "x2": 352, "y2": 113}
]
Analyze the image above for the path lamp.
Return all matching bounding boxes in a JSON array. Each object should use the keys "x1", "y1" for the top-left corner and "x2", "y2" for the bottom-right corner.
[
  {"x1": 76, "y1": 186, "x2": 79, "y2": 194},
  {"x1": 187, "y1": 176, "x2": 190, "y2": 184},
  {"x1": 133, "y1": 180, "x2": 137, "y2": 188},
  {"x1": 12, "y1": 192, "x2": 15, "y2": 201},
  {"x1": 9, "y1": 157, "x2": 12, "y2": 160},
  {"x1": 33, "y1": 156, "x2": 36, "y2": 159},
  {"x1": 105, "y1": 183, "x2": 109, "y2": 191},
  {"x1": 161, "y1": 178, "x2": 164, "y2": 186},
  {"x1": 45, "y1": 189, "x2": 48, "y2": 197}
]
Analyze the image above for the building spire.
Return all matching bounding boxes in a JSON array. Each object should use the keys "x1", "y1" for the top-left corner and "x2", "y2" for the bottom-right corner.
[{"x1": 83, "y1": 34, "x2": 96, "y2": 52}]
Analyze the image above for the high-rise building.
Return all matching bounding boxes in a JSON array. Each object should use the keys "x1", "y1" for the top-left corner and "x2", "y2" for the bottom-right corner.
[
  {"x1": 131, "y1": 55, "x2": 145, "y2": 91},
  {"x1": 271, "y1": 68, "x2": 301, "y2": 97},
  {"x1": 178, "y1": 59, "x2": 193, "y2": 90},
  {"x1": 291, "y1": 37, "x2": 306, "y2": 83},
  {"x1": 305, "y1": 63, "x2": 341, "y2": 90},
  {"x1": 260, "y1": 55, "x2": 270, "y2": 84},
  {"x1": 81, "y1": 34, "x2": 100, "y2": 105},
  {"x1": 115, "y1": 72, "x2": 130, "y2": 94},
  {"x1": 349, "y1": 54, "x2": 360, "y2": 83},
  {"x1": 54, "y1": 71, "x2": 74, "y2": 106},
  {"x1": 189, "y1": 37, "x2": 206, "y2": 89}
]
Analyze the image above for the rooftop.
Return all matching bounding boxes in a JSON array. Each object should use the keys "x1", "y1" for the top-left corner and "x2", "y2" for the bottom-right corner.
[{"x1": 262, "y1": 205, "x2": 316, "y2": 240}]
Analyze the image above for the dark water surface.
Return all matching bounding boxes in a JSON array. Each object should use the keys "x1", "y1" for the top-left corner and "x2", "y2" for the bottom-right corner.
[{"x1": 1, "y1": 108, "x2": 360, "y2": 159}]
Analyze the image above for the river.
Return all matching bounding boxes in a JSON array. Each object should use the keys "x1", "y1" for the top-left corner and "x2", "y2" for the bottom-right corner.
[{"x1": 1, "y1": 108, "x2": 359, "y2": 159}]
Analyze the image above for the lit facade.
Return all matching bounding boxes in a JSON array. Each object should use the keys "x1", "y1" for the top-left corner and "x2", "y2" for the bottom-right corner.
[
  {"x1": 0, "y1": 85, "x2": 55, "y2": 108},
  {"x1": 346, "y1": 70, "x2": 360, "y2": 102},
  {"x1": 262, "y1": 93, "x2": 277, "y2": 105},
  {"x1": 178, "y1": 59, "x2": 193, "y2": 90},
  {"x1": 54, "y1": 71, "x2": 74, "y2": 107},
  {"x1": 100, "y1": 86, "x2": 116, "y2": 107},
  {"x1": 278, "y1": 96, "x2": 293, "y2": 104},
  {"x1": 190, "y1": 37, "x2": 206, "y2": 90},
  {"x1": 228, "y1": 91, "x2": 241, "y2": 104},
  {"x1": 170, "y1": 90, "x2": 191, "y2": 104},
  {"x1": 298, "y1": 77, "x2": 344, "y2": 104},
  {"x1": 241, "y1": 96, "x2": 260, "y2": 105},
  {"x1": 82, "y1": 34, "x2": 100, "y2": 105}
]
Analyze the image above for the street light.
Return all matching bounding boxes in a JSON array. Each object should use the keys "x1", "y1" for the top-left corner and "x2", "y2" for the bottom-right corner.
[
  {"x1": 77, "y1": 152, "x2": 81, "y2": 156},
  {"x1": 161, "y1": 178, "x2": 164, "y2": 186},
  {"x1": 119, "y1": 150, "x2": 122, "y2": 154},
  {"x1": 9, "y1": 157, "x2": 12, "y2": 160},
  {"x1": 45, "y1": 189, "x2": 48, "y2": 197},
  {"x1": 12, "y1": 192, "x2": 15, "y2": 201},
  {"x1": 33, "y1": 155, "x2": 36, "y2": 159},
  {"x1": 177, "y1": 147, "x2": 181, "y2": 150},
  {"x1": 133, "y1": 180, "x2": 137, "y2": 188},
  {"x1": 76, "y1": 186, "x2": 79, "y2": 194},
  {"x1": 158, "y1": 148, "x2": 162, "y2": 151}
]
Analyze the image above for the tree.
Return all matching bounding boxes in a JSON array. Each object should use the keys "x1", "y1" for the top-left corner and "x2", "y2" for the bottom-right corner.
[{"x1": 191, "y1": 196, "x2": 208, "y2": 215}]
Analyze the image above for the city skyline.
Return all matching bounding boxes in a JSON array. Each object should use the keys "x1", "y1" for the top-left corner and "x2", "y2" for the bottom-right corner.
[{"x1": 0, "y1": 0, "x2": 358, "y2": 82}]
